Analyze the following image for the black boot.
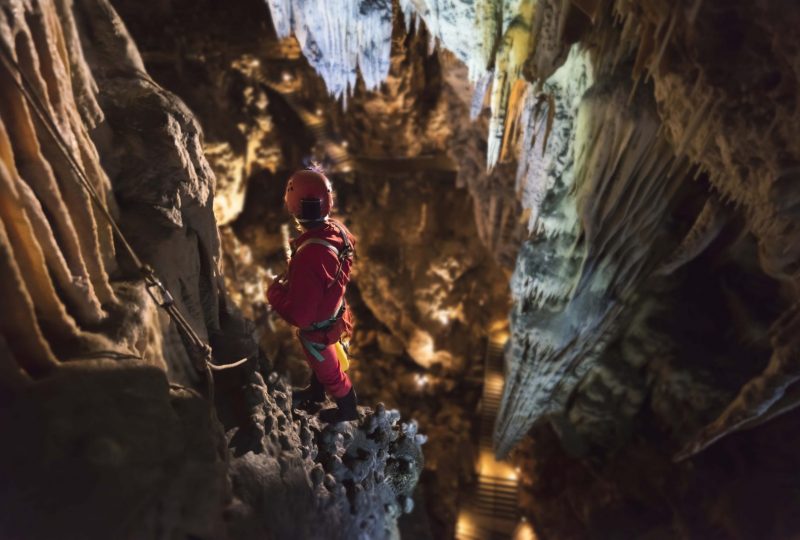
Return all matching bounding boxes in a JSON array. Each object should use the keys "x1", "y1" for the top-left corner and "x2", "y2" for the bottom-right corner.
[
  {"x1": 292, "y1": 374, "x2": 325, "y2": 409},
  {"x1": 318, "y1": 388, "x2": 359, "y2": 423}
]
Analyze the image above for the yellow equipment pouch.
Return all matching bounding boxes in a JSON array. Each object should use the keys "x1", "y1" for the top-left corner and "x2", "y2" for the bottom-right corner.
[{"x1": 334, "y1": 341, "x2": 350, "y2": 372}]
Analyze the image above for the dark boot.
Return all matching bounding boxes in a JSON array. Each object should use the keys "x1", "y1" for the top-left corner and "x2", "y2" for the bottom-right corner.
[
  {"x1": 292, "y1": 374, "x2": 325, "y2": 409},
  {"x1": 318, "y1": 388, "x2": 359, "y2": 423}
]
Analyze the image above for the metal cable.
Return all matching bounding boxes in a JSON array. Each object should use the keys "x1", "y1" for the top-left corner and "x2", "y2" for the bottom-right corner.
[{"x1": 0, "y1": 40, "x2": 249, "y2": 387}]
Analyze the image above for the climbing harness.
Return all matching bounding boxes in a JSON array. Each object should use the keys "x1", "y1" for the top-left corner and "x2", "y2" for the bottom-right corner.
[
  {"x1": 298, "y1": 300, "x2": 347, "y2": 366},
  {"x1": 294, "y1": 221, "x2": 354, "y2": 369},
  {"x1": 0, "y1": 40, "x2": 249, "y2": 405}
]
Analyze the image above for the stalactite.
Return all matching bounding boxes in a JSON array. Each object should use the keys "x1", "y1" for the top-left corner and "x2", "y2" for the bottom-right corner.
[
  {"x1": 19, "y1": 13, "x2": 118, "y2": 304},
  {"x1": 0, "y1": 120, "x2": 82, "y2": 344},
  {"x1": 495, "y1": 63, "x2": 690, "y2": 456},
  {"x1": 265, "y1": 0, "x2": 393, "y2": 100},
  {"x1": 487, "y1": 0, "x2": 535, "y2": 168},
  {"x1": 0, "y1": 0, "x2": 189, "y2": 372},
  {"x1": 265, "y1": 0, "x2": 560, "y2": 169},
  {"x1": 0, "y1": 53, "x2": 101, "y2": 315}
]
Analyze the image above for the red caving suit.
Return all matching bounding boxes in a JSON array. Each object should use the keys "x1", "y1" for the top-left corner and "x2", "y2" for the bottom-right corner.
[{"x1": 267, "y1": 220, "x2": 355, "y2": 398}]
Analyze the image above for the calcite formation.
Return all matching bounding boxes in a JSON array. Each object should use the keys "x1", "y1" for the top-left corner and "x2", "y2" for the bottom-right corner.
[
  {"x1": 270, "y1": 0, "x2": 800, "y2": 459},
  {"x1": 268, "y1": 0, "x2": 800, "y2": 536},
  {"x1": 5, "y1": 0, "x2": 800, "y2": 536},
  {"x1": 264, "y1": 0, "x2": 545, "y2": 166},
  {"x1": 493, "y1": 0, "x2": 800, "y2": 461},
  {"x1": 265, "y1": 0, "x2": 393, "y2": 100},
  {"x1": 222, "y1": 371, "x2": 426, "y2": 540}
]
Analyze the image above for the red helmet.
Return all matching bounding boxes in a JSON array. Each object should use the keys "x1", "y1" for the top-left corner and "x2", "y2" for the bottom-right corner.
[{"x1": 284, "y1": 169, "x2": 333, "y2": 221}]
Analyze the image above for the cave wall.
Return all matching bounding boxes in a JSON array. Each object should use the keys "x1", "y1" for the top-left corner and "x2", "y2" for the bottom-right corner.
[
  {"x1": 494, "y1": 0, "x2": 800, "y2": 462},
  {"x1": 0, "y1": 0, "x2": 229, "y2": 536},
  {"x1": 9, "y1": 0, "x2": 794, "y2": 537}
]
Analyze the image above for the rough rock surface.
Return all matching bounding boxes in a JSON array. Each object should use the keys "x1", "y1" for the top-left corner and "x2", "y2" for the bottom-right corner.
[
  {"x1": 0, "y1": 357, "x2": 425, "y2": 539},
  {"x1": 220, "y1": 370, "x2": 425, "y2": 540},
  {"x1": 0, "y1": 1, "x2": 423, "y2": 538},
  {"x1": 16, "y1": 0, "x2": 798, "y2": 537},
  {"x1": 0, "y1": 359, "x2": 228, "y2": 539}
]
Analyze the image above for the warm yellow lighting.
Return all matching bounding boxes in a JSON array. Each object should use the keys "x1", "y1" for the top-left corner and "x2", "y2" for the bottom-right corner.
[
  {"x1": 477, "y1": 449, "x2": 518, "y2": 479},
  {"x1": 315, "y1": 107, "x2": 324, "y2": 116},
  {"x1": 456, "y1": 512, "x2": 477, "y2": 539},
  {"x1": 414, "y1": 373, "x2": 429, "y2": 388},
  {"x1": 281, "y1": 71, "x2": 292, "y2": 82},
  {"x1": 513, "y1": 520, "x2": 537, "y2": 540},
  {"x1": 341, "y1": 140, "x2": 349, "y2": 148},
  {"x1": 485, "y1": 373, "x2": 504, "y2": 392},
  {"x1": 408, "y1": 330, "x2": 435, "y2": 366}
]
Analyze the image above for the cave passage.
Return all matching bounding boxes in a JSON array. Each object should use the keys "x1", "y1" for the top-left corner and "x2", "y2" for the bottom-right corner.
[{"x1": 1, "y1": 1, "x2": 800, "y2": 540}]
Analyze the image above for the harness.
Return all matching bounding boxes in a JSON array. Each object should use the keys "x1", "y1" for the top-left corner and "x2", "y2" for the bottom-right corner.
[
  {"x1": 294, "y1": 221, "x2": 354, "y2": 288},
  {"x1": 294, "y1": 221, "x2": 354, "y2": 363}
]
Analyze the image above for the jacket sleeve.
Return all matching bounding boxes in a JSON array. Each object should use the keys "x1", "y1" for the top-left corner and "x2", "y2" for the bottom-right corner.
[{"x1": 266, "y1": 252, "x2": 324, "y2": 328}]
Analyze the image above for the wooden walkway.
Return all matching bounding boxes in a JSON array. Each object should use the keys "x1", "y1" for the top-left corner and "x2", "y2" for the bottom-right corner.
[{"x1": 456, "y1": 337, "x2": 521, "y2": 540}]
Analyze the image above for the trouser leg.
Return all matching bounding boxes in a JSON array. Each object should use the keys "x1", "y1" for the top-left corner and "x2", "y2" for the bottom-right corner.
[{"x1": 299, "y1": 340, "x2": 352, "y2": 398}]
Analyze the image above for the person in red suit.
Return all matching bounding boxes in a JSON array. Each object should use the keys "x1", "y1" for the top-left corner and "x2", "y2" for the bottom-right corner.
[{"x1": 267, "y1": 166, "x2": 358, "y2": 423}]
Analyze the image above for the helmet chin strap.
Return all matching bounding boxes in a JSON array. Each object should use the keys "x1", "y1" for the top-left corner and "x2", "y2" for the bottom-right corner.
[{"x1": 297, "y1": 215, "x2": 330, "y2": 224}]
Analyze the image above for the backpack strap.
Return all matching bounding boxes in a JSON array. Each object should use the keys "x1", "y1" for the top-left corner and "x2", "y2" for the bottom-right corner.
[
  {"x1": 296, "y1": 237, "x2": 340, "y2": 257},
  {"x1": 295, "y1": 222, "x2": 354, "y2": 288},
  {"x1": 333, "y1": 221, "x2": 353, "y2": 259}
]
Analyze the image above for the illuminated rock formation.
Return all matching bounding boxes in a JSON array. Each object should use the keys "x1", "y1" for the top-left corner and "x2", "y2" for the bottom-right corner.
[
  {"x1": 0, "y1": 1, "x2": 423, "y2": 538},
  {"x1": 4, "y1": 0, "x2": 800, "y2": 536},
  {"x1": 262, "y1": 0, "x2": 800, "y2": 536}
]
